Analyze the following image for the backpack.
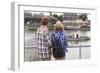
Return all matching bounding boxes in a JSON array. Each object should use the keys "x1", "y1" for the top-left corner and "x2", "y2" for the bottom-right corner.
[
  {"x1": 51, "y1": 33, "x2": 64, "y2": 49},
  {"x1": 51, "y1": 33, "x2": 66, "y2": 58}
]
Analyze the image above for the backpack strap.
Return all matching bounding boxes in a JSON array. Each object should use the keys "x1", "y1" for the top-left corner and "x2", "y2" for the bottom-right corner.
[{"x1": 51, "y1": 33, "x2": 62, "y2": 49}]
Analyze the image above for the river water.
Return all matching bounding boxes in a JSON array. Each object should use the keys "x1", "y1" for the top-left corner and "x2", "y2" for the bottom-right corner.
[{"x1": 24, "y1": 26, "x2": 90, "y2": 47}]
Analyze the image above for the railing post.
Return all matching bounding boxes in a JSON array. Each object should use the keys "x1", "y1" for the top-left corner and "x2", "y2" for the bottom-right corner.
[{"x1": 79, "y1": 45, "x2": 82, "y2": 59}]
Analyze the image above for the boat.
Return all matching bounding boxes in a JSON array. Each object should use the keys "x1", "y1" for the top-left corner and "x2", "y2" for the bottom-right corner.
[
  {"x1": 64, "y1": 26, "x2": 90, "y2": 30},
  {"x1": 68, "y1": 36, "x2": 90, "y2": 41}
]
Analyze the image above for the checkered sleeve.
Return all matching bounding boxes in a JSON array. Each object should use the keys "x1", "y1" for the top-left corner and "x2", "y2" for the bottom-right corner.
[
  {"x1": 44, "y1": 33, "x2": 51, "y2": 48},
  {"x1": 64, "y1": 34, "x2": 68, "y2": 52},
  {"x1": 61, "y1": 33, "x2": 68, "y2": 52}
]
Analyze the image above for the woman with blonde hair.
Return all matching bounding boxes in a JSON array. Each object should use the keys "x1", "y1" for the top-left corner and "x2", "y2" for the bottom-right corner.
[{"x1": 51, "y1": 21, "x2": 68, "y2": 60}]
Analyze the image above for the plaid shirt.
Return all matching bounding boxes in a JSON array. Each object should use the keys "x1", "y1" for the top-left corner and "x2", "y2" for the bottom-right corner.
[{"x1": 36, "y1": 26, "x2": 51, "y2": 59}]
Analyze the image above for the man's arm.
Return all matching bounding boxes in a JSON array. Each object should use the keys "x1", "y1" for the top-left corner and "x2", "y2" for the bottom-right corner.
[{"x1": 44, "y1": 33, "x2": 52, "y2": 48}]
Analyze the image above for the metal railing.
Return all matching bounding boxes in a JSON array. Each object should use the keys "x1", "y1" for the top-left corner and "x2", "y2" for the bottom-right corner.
[{"x1": 24, "y1": 45, "x2": 90, "y2": 59}]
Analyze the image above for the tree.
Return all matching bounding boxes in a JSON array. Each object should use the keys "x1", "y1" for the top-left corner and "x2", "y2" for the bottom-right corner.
[
  {"x1": 49, "y1": 12, "x2": 52, "y2": 16},
  {"x1": 53, "y1": 14, "x2": 59, "y2": 19},
  {"x1": 58, "y1": 15, "x2": 63, "y2": 22},
  {"x1": 79, "y1": 14, "x2": 87, "y2": 21}
]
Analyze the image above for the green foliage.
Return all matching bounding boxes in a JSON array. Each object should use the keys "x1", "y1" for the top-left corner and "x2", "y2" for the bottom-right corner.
[{"x1": 79, "y1": 14, "x2": 87, "y2": 21}]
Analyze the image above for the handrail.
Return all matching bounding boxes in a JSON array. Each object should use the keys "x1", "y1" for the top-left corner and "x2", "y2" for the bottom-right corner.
[
  {"x1": 24, "y1": 45, "x2": 90, "y2": 49},
  {"x1": 24, "y1": 45, "x2": 90, "y2": 59}
]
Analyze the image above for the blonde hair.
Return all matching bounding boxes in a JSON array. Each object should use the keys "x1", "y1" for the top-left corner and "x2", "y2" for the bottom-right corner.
[{"x1": 54, "y1": 21, "x2": 64, "y2": 31}]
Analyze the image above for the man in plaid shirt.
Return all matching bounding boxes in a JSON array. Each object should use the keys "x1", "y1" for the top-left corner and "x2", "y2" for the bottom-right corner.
[{"x1": 36, "y1": 16, "x2": 51, "y2": 61}]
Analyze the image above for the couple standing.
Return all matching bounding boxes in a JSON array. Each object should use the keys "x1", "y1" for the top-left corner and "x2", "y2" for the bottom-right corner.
[{"x1": 36, "y1": 16, "x2": 68, "y2": 61}]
